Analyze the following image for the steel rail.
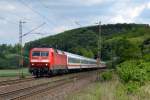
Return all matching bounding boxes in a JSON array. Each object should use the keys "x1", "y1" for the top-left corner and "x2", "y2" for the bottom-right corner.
[
  {"x1": 0, "y1": 75, "x2": 80, "y2": 100},
  {"x1": 0, "y1": 77, "x2": 34, "y2": 86}
]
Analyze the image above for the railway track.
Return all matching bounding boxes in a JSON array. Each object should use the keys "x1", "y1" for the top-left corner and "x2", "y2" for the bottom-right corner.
[
  {"x1": 0, "y1": 77, "x2": 34, "y2": 87},
  {"x1": 0, "y1": 70, "x2": 100, "y2": 100}
]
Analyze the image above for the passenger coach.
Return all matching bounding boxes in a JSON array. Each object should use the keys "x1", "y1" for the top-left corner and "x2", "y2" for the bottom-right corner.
[{"x1": 29, "y1": 48, "x2": 105, "y2": 77}]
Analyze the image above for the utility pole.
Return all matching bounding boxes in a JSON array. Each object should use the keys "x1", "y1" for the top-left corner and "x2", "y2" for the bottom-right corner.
[
  {"x1": 19, "y1": 20, "x2": 26, "y2": 78},
  {"x1": 97, "y1": 21, "x2": 101, "y2": 62},
  {"x1": 74, "y1": 21, "x2": 102, "y2": 61}
]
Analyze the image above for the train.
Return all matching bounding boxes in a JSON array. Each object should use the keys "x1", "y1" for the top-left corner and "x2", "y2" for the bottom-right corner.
[{"x1": 29, "y1": 48, "x2": 106, "y2": 77}]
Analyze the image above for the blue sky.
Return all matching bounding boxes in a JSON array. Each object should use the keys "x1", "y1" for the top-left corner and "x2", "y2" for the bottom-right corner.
[{"x1": 0, "y1": 0, "x2": 150, "y2": 45}]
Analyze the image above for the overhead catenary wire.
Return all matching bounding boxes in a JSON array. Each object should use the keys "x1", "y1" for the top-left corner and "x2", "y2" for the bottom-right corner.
[
  {"x1": 38, "y1": 0, "x2": 76, "y2": 29},
  {"x1": 18, "y1": 0, "x2": 57, "y2": 27},
  {"x1": 0, "y1": 0, "x2": 32, "y2": 30},
  {"x1": 0, "y1": 16, "x2": 30, "y2": 31},
  {"x1": 22, "y1": 22, "x2": 46, "y2": 37}
]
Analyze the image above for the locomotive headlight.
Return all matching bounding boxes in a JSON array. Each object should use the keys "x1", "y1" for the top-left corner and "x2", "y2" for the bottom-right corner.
[
  {"x1": 45, "y1": 64, "x2": 48, "y2": 66},
  {"x1": 32, "y1": 63, "x2": 34, "y2": 66}
]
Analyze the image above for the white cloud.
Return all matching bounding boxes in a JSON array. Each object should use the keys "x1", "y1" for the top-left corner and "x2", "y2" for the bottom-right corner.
[
  {"x1": 79, "y1": 0, "x2": 104, "y2": 6},
  {"x1": 52, "y1": 26, "x2": 70, "y2": 33},
  {"x1": 62, "y1": 0, "x2": 105, "y2": 6},
  {"x1": 147, "y1": 2, "x2": 150, "y2": 9},
  {"x1": 126, "y1": 5, "x2": 146, "y2": 19},
  {"x1": 0, "y1": 4, "x2": 16, "y2": 11},
  {"x1": 110, "y1": 3, "x2": 147, "y2": 23},
  {"x1": 110, "y1": 15, "x2": 126, "y2": 23}
]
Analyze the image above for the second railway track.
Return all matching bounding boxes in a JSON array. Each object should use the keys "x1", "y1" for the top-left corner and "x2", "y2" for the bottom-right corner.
[
  {"x1": 0, "y1": 77, "x2": 34, "y2": 87},
  {"x1": 0, "y1": 70, "x2": 102, "y2": 100}
]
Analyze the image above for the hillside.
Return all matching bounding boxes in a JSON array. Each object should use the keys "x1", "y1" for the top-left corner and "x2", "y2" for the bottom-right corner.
[{"x1": 24, "y1": 23, "x2": 150, "y2": 61}]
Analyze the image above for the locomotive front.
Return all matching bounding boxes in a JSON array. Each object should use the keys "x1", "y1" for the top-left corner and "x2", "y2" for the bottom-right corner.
[{"x1": 29, "y1": 48, "x2": 51, "y2": 76}]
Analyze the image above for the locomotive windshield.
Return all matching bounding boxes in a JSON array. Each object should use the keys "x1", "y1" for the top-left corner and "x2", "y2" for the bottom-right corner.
[
  {"x1": 32, "y1": 51, "x2": 40, "y2": 56},
  {"x1": 32, "y1": 51, "x2": 49, "y2": 56},
  {"x1": 41, "y1": 51, "x2": 49, "y2": 56}
]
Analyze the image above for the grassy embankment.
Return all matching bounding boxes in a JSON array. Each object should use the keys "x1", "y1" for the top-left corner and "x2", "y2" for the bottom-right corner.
[
  {"x1": 0, "y1": 68, "x2": 30, "y2": 77},
  {"x1": 66, "y1": 72, "x2": 150, "y2": 100}
]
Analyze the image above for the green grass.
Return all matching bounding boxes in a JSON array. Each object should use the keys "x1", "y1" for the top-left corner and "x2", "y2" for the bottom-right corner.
[
  {"x1": 65, "y1": 74, "x2": 150, "y2": 100},
  {"x1": 0, "y1": 68, "x2": 31, "y2": 77}
]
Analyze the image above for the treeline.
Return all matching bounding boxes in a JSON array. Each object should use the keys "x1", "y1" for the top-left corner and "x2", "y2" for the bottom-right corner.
[{"x1": 0, "y1": 44, "x2": 19, "y2": 69}]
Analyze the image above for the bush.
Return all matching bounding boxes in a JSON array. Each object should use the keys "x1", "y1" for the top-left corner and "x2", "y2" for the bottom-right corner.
[
  {"x1": 117, "y1": 60, "x2": 136, "y2": 83},
  {"x1": 117, "y1": 60, "x2": 150, "y2": 93},
  {"x1": 117, "y1": 60, "x2": 149, "y2": 84},
  {"x1": 101, "y1": 71, "x2": 113, "y2": 81},
  {"x1": 138, "y1": 61, "x2": 150, "y2": 81}
]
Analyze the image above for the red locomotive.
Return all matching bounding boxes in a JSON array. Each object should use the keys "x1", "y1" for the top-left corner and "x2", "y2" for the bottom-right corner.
[{"x1": 29, "y1": 48, "x2": 105, "y2": 77}]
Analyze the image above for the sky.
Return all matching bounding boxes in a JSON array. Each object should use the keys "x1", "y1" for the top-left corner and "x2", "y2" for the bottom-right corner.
[{"x1": 0, "y1": 0, "x2": 150, "y2": 45}]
